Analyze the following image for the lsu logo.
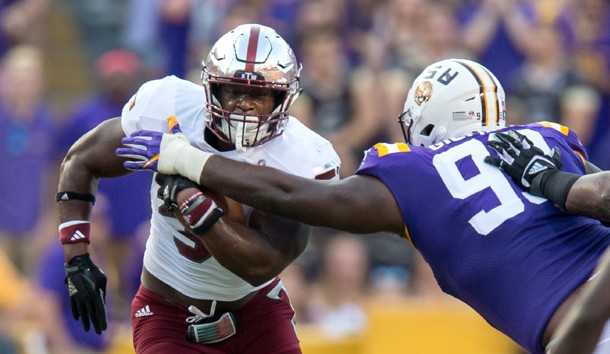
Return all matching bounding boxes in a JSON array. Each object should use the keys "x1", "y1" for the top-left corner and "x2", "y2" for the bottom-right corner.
[{"x1": 414, "y1": 81, "x2": 432, "y2": 106}]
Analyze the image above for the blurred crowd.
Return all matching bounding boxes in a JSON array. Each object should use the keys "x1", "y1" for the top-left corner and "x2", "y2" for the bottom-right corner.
[{"x1": 0, "y1": 0, "x2": 609, "y2": 353}]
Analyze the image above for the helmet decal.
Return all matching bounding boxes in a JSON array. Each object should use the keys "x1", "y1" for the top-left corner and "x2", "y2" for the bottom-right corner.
[{"x1": 414, "y1": 81, "x2": 433, "y2": 106}]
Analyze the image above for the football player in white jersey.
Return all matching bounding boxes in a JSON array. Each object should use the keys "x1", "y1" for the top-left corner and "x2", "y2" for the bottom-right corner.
[{"x1": 57, "y1": 24, "x2": 340, "y2": 353}]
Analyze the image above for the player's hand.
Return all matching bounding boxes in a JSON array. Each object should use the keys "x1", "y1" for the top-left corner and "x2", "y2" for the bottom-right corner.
[
  {"x1": 156, "y1": 173, "x2": 223, "y2": 235},
  {"x1": 484, "y1": 129, "x2": 562, "y2": 196},
  {"x1": 64, "y1": 253, "x2": 107, "y2": 334},
  {"x1": 155, "y1": 173, "x2": 201, "y2": 215},
  {"x1": 116, "y1": 116, "x2": 189, "y2": 173}
]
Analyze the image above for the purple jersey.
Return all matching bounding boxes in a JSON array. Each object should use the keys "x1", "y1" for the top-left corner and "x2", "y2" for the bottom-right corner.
[{"x1": 356, "y1": 122, "x2": 610, "y2": 354}]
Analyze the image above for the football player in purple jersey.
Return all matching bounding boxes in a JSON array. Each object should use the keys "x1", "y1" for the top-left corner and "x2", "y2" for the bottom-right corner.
[
  {"x1": 483, "y1": 129, "x2": 610, "y2": 354},
  {"x1": 121, "y1": 58, "x2": 610, "y2": 354}
]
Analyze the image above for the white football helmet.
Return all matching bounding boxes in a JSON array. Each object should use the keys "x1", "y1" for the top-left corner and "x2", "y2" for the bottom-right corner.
[
  {"x1": 201, "y1": 24, "x2": 302, "y2": 151},
  {"x1": 398, "y1": 58, "x2": 506, "y2": 146}
]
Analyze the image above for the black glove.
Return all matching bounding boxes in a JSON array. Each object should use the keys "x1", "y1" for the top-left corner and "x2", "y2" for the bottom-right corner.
[
  {"x1": 484, "y1": 129, "x2": 562, "y2": 196},
  {"x1": 65, "y1": 253, "x2": 107, "y2": 334},
  {"x1": 155, "y1": 173, "x2": 202, "y2": 216},
  {"x1": 155, "y1": 173, "x2": 224, "y2": 235}
]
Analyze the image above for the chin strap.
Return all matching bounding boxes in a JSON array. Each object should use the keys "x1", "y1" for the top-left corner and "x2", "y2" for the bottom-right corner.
[{"x1": 234, "y1": 122, "x2": 247, "y2": 152}]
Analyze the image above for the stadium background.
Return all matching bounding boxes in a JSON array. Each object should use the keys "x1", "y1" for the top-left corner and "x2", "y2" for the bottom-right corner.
[{"x1": 1, "y1": 0, "x2": 609, "y2": 353}]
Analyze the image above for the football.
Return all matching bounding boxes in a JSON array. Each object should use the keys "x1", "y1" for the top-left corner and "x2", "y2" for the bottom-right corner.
[{"x1": 176, "y1": 187, "x2": 245, "y2": 224}]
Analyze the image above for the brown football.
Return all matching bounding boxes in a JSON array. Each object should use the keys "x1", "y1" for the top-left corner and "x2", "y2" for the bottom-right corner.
[{"x1": 176, "y1": 187, "x2": 245, "y2": 224}]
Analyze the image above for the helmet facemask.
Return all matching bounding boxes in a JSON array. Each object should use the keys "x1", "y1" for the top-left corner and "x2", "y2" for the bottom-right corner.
[{"x1": 204, "y1": 76, "x2": 293, "y2": 151}]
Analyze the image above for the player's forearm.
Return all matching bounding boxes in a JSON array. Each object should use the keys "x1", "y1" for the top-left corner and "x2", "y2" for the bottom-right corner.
[
  {"x1": 549, "y1": 320, "x2": 600, "y2": 354},
  {"x1": 57, "y1": 155, "x2": 98, "y2": 222},
  {"x1": 57, "y1": 150, "x2": 98, "y2": 261},
  {"x1": 200, "y1": 156, "x2": 321, "y2": 223},
  {"x1": 565, "y1": 172, "x2": 610, "y2": 223},
  {"x1": 201, "y1": 221, "x2": 290, "y2": 286},
  {"x1": 549, "y1": 248, "x2": 610, "y2": 354},
  {"x1": 200, "y1": 156, "x2": 400, "y2": 234},
  {"x1": 200, "y1": 157, "x2": 361, "y2": 232}
]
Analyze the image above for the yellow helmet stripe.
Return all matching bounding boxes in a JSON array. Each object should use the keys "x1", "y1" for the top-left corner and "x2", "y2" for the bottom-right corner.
[
  {"x1": 481, "y1": 67, "x2": 501, "y2": 126},
  {"x1": 453, "y1": 60, "x2": 499, "y2": 127}
]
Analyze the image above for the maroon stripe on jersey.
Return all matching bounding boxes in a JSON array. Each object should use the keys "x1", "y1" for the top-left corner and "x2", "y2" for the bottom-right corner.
[{"x1": 245, "y1": 25, "x2": 261, "y2": 72}]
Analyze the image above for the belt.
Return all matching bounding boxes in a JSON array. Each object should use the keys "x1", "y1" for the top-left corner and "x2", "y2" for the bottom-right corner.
[{"x1": 141, "y1": 267, "x2": 257, "y2": 314}]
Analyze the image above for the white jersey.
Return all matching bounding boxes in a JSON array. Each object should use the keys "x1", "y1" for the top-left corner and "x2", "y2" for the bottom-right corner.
[{"x1": 121, "y1": 76, "x2": 340, "y2": 301}]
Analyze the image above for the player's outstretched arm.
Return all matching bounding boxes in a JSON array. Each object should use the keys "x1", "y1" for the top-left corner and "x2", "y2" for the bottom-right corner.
[
  {"x1": 119, "y1": 120, "x2": 405, "y2": 235},
  {"x1": 200, "y1": 156, "x2": 404, "y2": 235}
]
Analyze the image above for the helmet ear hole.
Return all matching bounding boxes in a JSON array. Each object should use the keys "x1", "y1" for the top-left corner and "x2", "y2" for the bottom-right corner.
[{"x1": 420, "y1": 124, "x2": 435, "y2": 137}]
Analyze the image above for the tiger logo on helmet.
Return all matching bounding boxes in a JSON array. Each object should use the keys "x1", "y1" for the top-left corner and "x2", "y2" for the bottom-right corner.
[{"x1": 414, "y1": 81, "x2": 433, "y2": 106}]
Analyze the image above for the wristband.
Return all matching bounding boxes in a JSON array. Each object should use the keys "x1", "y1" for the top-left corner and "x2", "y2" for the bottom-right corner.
[
  {"x1": 59, "y1": 221, "x2": 91, "y2": 245},
  {"x1": 179, "y1": 192, "x2": 224, "y2": 235},
  {"x1": 191, "y1": 208, "x2": 224, "y2": 235},
  {"x1": 56, "y1": 192, "x2": 96, "y2": 205},
  {"x1": 538, "y1": 170, "x2": 581, "y2": 211}
]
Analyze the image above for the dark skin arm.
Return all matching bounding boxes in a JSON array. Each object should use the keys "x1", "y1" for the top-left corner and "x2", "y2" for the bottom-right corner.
[
  {"x1": 197, "y1": 156, "x2": 406, "y2": 236},
  {"x1": 58, "y1": 118, "x2": 130, "y2": 261},
  {"x1": 564, "y1": 171, "x2": 610, "y2": 223},
  {"x1": 548, "y1": 246, "x2": 610, "y2": 354},
  {"x1": 199, "y1": 209, "x2": 310, "y2": 286},
  {"x1": 547, "y1": 160, "x2": 610, "y2": 353},
  {"x1": 562, "y1": 161, "x2": 610, "y2": 223},
  {"x1": 61, "y1": 118, "x2": 309, "y2": 284}
]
